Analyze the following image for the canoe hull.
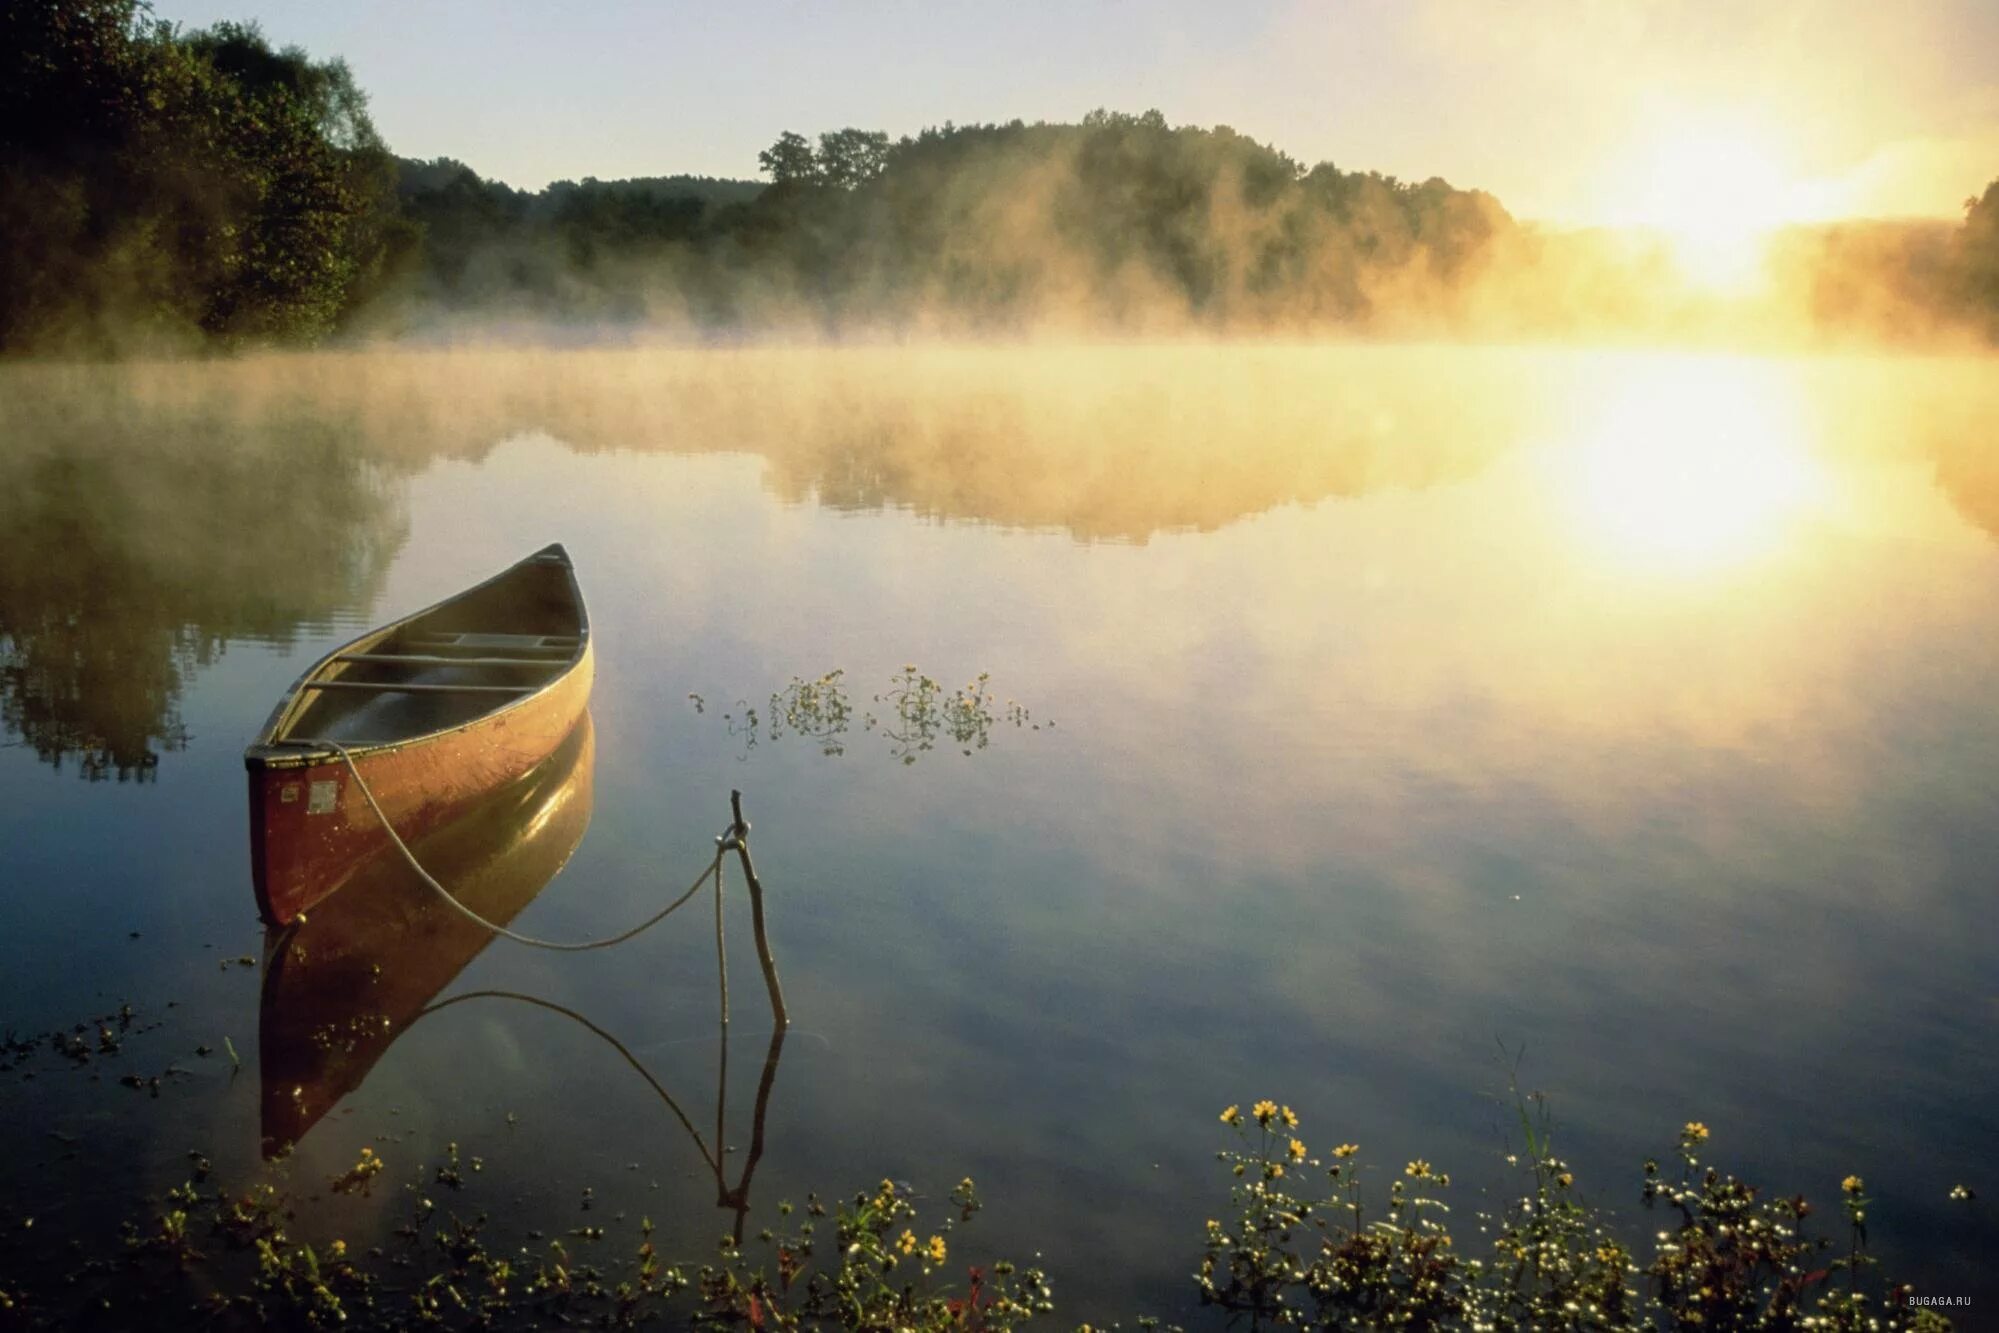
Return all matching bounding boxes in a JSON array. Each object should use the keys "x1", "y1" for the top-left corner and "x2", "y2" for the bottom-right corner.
[
  {"x1": 247, "y1": 646, "x2": 591, "y2": 923},
  {"x1": 244, "y1": 544, "x2": 593, "y2": 925}
]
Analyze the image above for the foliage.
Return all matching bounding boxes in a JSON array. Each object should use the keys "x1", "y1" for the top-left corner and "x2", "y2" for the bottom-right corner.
[
  {"x1": 1198, "y1": 1097, "x2": 1954, "y2": 1332},
  {"x1": 1956, "y1": 178, "x2": 1999, "y2": 337},
  {"x1": 0, "y1": 1058, "x2": 1969, "y2": 1333},
  {"x1": 1, "y1": 1151, "x2": 1046, "y2": 1332},
  {"x1": 696, "y1": 1178, "x2": 1054, "y2": 1332},
  {"x1": 7, "y1": 2, "x2": 1994, "y2": 349},
  {"x1": 385, "y1": 110, "x2": 1515, "y2": 332},
  {"x1": 0, "y1": 1, "x2": 405, "y2": 352}
]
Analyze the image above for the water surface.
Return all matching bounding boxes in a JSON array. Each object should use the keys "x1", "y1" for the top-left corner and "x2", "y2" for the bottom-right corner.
[{"x1": 2, "y1": 343, "x2": 1995, "y2": 1316}]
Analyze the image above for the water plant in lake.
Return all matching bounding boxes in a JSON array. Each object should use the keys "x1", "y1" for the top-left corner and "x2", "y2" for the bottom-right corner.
[
  {"x1": 1198, "y1": 1095, "x2": 1955, "y2": 1331},
  {"x1": 2, "y1": 1103, "x2": 1964, "y2": 1330},
  {"x1": 0, "y1": 1008, "x2": 1962, "y2": 1329},
  {"x1": 705, "y1": 667, "x2": 1042, "y2": 762}
]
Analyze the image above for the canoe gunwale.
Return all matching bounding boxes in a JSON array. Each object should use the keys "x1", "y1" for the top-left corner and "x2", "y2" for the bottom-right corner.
[{"x1": 243, "y1": 544, "x2": 589, "y2": 773}]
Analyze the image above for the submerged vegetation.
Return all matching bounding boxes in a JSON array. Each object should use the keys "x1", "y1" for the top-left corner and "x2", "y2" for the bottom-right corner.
[{"x1": 6, "y1": 3, "x2": 1999, "y2": 351}]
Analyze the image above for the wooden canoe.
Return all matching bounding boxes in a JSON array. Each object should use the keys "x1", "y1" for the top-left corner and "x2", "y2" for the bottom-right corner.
[
  {"x1": 259, "y1": 713, "x2": 595, "y2": 1157},
  {"x1": 244, "y1": 543, "x2": 593, "y2": 925}
]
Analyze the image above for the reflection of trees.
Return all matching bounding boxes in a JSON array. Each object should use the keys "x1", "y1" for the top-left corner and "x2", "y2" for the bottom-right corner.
[
  {"x1": 0, "y1": 389, "x2": 405, "y2": 778},
  {"x1": 1930, "y1": 445, "x2": 1999, "y2": 547},
  {"x1": 14, "y1": 345, "x2": 1519, "y2": 536},
  {"x1": 0, "y1": 345, "x2": 1525, "y2": 780}
]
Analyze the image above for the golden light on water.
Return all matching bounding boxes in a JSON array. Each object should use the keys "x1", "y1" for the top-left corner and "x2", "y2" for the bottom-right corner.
[{"x1": 1553, "y1": 356, "x2": 1830, "y2": 573}]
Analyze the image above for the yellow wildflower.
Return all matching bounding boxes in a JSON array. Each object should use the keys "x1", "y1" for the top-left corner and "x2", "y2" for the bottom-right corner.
[
  {"x1": 1280, "y1": 1106, "x2": 1299, "y2": 1128},
  {"x1": 330, "y1": 1239, "x2": 347, "y2": 1259},
  {"x1": 1682, "y1": 1122, "x2": 1709, "y2": 1144},
  {"x1": 1251, "y1": 1100, "x2": 1278, "y2": 1125},
  {"x1": 1842, "y1": 1175, "x2": 1864, "y2": 1196},
  {"x1": 1219, "y1": 1104, "x2": 1241, "y2": 1126},
  {"x1": 897, "y1": 1229, "x2": 917, "y2": 1255},
  {"x1": 1267, "y1": 1163, "x2": 1285, "y2": 1179},
  {"x1": 927, "y1": 1235, "x2": 947, "y2": 1263},
  {"x1": 1334, "y1": 1143, "x2": 1359, "y2": 1158},
  {"x1": 1556, "y1": 1172, "x2": 1574, "y2": 1188},
  {"x1": 1406, "y1": 1160, "x2": 1434, "y2": 1180},
  {"x1": 1288, "y1": 1138, "x2": 1307, "y2": 1161}
]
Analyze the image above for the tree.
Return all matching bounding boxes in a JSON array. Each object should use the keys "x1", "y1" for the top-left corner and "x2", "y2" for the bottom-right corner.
[
  {"x1": 1960, "y1": 178, "x2": 1999, "y2": 331},
  {"x1": 757, "y1": 131, "x2": 817, "y2": 185},
  {"x1": 814, "y1": 128, "x2": 889, "y2": 189},
  {"x1": 0, "y1": 7, "x2": 401, "y2": 350}
]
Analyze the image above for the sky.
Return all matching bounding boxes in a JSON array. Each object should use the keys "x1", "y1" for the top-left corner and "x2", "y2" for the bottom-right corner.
[{"x1": 151, "y1": 0, "x2": 1999, "y2": 225}]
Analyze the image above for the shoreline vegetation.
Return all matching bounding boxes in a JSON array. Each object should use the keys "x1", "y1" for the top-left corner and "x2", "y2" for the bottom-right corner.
[
  {"x1": 5, "y1": 3, "x2": 1999, "y2": 356},
  {"x1": 0, "y1": 1003, "x2": 1963, "y2": 1331}
]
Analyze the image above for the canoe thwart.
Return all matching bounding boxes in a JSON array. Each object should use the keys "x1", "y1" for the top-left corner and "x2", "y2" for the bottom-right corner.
[
  {"x1": 300, "y1": 681, "x2": 538, "y2": 695},
  {"x1": 334, "y1": 653, "x2": 570, "y2": 669},
  {"x1": 409, "y1": 632, "x2": 580, "y2": 650}
]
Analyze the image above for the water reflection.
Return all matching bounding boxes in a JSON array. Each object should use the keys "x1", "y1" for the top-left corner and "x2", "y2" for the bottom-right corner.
[
  {"x1": 0, "y1": 378, "x2": 405, "y2": 778},
  {"x1": 423, "y1": 990, "x2": 787, "y2": 1245},
  {"x1": 260, "y1": 715, "x2": 596, "y2": 1155},
  {"x1": 0, "y1": 347, "x2": 1529, "y2": 781},
  {"x1": 256, "y1": 712, "x2": 789, "y2": 1239},
  {"x1": 2, "y1": 344, "x2": 1997, "y2": 1315},
  {"x1": 1551, "y1": 356, "x2": 1829, "y2": 573}
]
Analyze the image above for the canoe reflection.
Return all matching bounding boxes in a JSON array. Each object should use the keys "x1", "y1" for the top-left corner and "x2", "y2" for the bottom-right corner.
[
  {"x1": 259, "y1": 713, "x2": 596, "y2": 1157},
  {"x1": 257, "y1": 712, "x2": 788, "y2": 1239}
]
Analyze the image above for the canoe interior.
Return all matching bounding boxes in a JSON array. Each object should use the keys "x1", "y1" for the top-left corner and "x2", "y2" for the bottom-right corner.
[{"x1": 273, "y1": 549, "x2": 584, "y2": 748}]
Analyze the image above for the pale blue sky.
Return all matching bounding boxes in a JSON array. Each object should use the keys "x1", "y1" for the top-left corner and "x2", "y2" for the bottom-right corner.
[{"x1": 151, "y1": 0, "x2": 1999, "y2": 221}]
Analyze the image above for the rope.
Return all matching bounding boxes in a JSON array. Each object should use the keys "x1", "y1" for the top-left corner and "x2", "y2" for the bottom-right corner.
[
  {"x1": 300, "y1": 738, "x2": 732, "y2": 952},
  {"x1": 418, "y1": 989, "x2": 720, "y2": 1172}
]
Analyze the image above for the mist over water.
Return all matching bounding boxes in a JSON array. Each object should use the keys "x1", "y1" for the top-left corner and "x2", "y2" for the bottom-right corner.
[{"x1": 1, "y1": 341, "x2": 1996, "y2": 1318}]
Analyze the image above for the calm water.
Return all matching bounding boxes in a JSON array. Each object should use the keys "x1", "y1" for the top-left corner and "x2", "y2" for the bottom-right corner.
[{"x1": 1, "y1": 343, "x2": 1995, "y2": 1317}]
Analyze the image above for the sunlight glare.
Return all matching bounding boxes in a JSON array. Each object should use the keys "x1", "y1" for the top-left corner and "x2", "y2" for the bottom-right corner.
[
  {"x1": 1554, "y1": 357, "x2": 1827, "y2": 574},
  {"x1": 1607, "y1": 119, "x2": 1845, "y2": 293}
]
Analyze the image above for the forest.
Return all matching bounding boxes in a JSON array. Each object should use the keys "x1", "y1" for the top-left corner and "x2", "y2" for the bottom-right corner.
[{"x1": 4, "y1": 1, "x2": 1997, "y2": 353}]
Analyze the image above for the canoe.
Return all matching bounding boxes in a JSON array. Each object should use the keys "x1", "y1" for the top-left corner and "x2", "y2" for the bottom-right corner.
[
  {"x1": 259, "y1": 713, "x2": 594, "y2": 1157},
  {"x1": 244, "y1": 543, "x2": 593, "y2": 925}
]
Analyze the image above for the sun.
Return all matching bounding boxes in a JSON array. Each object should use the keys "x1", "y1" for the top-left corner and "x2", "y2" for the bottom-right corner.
[{"x1": 1604, "y1": 116, "x2": 1841, "y2": 292}]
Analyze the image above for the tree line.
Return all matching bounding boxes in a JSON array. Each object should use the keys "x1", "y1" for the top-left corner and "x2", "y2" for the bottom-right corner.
[{"x1": 4, "y1": 1, "x2": 1998, "y2": 352}]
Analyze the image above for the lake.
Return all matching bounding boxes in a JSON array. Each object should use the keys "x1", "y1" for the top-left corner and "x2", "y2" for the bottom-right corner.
[{"x1": 1, "y1": 342, "x2": 1995, "y2": 1319}]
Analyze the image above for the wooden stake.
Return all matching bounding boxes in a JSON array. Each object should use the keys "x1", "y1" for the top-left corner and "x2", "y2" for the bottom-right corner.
[{"x1": 729, "y1": 790, "x2": 789, "y2": 1029}]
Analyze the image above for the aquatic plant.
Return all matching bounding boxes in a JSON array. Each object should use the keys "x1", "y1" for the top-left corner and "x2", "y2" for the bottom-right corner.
[
  {"x1": 709, "y1": 666, "x2": 1041, "y2": 763},
  {"x1": 1197, "y1": 1093, "x2": 1955, "y2": 1332}
]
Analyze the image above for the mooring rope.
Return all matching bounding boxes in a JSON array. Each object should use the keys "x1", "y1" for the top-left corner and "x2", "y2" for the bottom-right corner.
[{"x1": 300, "y1": 738, "x2": 737, "y2": 952}]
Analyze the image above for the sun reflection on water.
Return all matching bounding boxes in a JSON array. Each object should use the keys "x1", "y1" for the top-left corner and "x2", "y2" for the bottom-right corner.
[{"x1": 1552, "y1": 355, "x2": 1830, "y2": 574}]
